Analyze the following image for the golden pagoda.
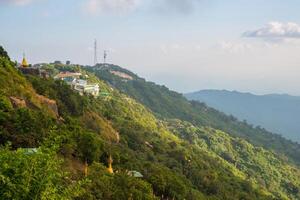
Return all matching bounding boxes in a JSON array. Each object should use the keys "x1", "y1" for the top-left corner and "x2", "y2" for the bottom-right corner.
[
  {"x1": 107, "y1": 155, "x2": 114, "y2": 174},
  {"x1": 21, "y1": 53, "x2": 29, "y2": 67},
  {"x1": 84, "y1": 159, "x2": 88, "y2": 177}
]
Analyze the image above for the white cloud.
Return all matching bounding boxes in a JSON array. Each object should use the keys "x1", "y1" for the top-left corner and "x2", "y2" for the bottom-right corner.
[
  {"x1": 218, "y1": 41, "x2": 253, "y2": 53},
  {"x1": 244, "y1": 22, "x2": 300, "y2": 41},
  {"x1": 83, "y1": 0, "x2": 207, "y2": 15},
  {"x1": 154, "y1": 0, "x2": 198, "y2": 14},
  {"x1": 84, "y1": 0, "x2": 141, "y2": 15},
  {"x1": 160, "y1": 44, "x2": 168, "y2": 54},
  {"x1": 159, "y1": 43, "x2": 184, "y2": 54}
]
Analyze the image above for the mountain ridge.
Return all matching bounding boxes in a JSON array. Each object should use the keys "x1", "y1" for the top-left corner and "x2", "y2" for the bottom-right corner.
[
  {"x1": 185, "y1": 89, "x2": 300, "y2": 143},
  {"x1": 85, "y1": 63, "x2": 300, "y2": 165},
  {"x1": 189, "y1": 89, "x2": 300, "y2": 98}
]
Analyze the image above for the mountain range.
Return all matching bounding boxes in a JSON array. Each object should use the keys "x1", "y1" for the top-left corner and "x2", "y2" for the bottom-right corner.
[{"x1": 185, "y1": 90, "x2": 300, "y2": 143}]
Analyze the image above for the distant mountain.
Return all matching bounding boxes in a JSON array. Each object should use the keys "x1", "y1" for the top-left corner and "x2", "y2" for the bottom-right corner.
[{"x1": 185, "y1": 90, "x2": 300, "y2": 142}]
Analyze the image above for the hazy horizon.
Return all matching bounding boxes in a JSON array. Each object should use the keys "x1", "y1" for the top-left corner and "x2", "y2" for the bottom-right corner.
[{"x1": 2, "y1": 0, "x2": 300, "y2": 95}]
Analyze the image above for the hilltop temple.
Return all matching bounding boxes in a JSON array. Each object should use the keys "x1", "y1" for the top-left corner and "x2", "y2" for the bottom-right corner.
[
  {"x1": 18, "y1": 53, "x2": 48, "y2": 78},
  {"x1": 21, "y1": 53, "x2": 29, "y2": 67}
]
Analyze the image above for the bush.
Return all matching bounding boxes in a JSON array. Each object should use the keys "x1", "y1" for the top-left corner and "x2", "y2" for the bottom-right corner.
[{"x1": 0, "y1": 145, "x2": 84, "y2": 199}]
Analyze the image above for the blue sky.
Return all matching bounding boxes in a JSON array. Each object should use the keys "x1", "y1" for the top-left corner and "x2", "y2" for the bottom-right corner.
[{"x1": 1, "y1": 0, "x2": 300, "y2": 95}]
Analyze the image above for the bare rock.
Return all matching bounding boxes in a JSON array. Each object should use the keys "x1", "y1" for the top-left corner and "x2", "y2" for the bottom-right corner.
[
  {"x1": 9, "y1": 96, "x2": 26, "y2": 108},
  {"x1": 36, "y1": 94, "x2": 59, "y2": 117}
]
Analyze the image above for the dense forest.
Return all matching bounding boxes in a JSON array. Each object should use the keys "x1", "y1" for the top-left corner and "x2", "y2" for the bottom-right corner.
[
  {"x1": 86, "y1": 64, "x2": 300, "y2": 166},
  {"x1": 1, "y1": 47, "x2": 300, "y2": 199}
]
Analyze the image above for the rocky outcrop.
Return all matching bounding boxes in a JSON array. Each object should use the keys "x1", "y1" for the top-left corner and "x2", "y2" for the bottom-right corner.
[
  {"x1": 110, "y1": 70, "x2": 133, "y2": 80},
  {"x1": 36, "y1": 94, "x2": 59, "y2": 117},
  {"x1": 9, "y1": 95, "x2": 59, "y2": 118},
  {"x1": 9, "y1": 97, "x2": 26, "y2": 108}
]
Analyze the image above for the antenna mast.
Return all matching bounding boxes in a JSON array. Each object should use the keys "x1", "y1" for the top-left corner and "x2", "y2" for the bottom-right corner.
[
  {"x1": 94, "y1": 39, "x2": 98, "y2": 66},
  {"x1": 104, "y1": 50, "x2": 107, "y2": 65}
]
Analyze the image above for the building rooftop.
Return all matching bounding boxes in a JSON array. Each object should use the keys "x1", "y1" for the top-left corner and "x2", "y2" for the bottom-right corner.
[
  {"x1": 128, "y1": 170, "x2": 143, "y2": 178},
  {"x1": 54, "y1": 72, "x2": 82, "y2": 79}
]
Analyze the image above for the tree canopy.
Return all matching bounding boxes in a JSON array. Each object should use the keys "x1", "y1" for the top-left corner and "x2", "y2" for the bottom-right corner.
[{"x1": 0, "y1": 46, "x2": 10, "y2": 60}]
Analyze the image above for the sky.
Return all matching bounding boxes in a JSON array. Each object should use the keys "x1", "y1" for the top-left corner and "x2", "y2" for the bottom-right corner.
[{"x1": 1, "y1": 0, "x2": 300, "y2": 95}]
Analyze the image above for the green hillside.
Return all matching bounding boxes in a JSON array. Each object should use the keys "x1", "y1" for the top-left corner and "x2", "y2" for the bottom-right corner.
[
  {"x1": 86, "y1": 64, "x2": 300, "y2": 167},
  {"x1": 1, "y1": 50, "x2": 300, "y2": 199}
]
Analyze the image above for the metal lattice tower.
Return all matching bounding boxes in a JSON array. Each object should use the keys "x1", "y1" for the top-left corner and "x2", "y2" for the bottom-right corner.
[
  {"x1": 104, "y1": 50, "x2": 107, "y2": 64},
  {"x1": 94, "y1": 39, "x2": 98, "y2": 66}
]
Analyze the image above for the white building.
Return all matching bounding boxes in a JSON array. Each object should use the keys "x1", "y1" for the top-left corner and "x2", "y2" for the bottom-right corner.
[
  {"x1": 54, "y1": 72, "x2": 99, "y2": 97},
  {"x1": 73, "y1": 79, "x2": 99, "y2": 97}
]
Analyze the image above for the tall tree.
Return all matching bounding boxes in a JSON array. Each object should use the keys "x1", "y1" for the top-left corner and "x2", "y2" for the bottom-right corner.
[{"x1": 0, "y1": 46, "x2": 10, "y2": 60}]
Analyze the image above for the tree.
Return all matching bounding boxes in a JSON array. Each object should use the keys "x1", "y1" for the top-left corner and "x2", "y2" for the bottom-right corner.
[
  {"x1": 77, "y1": 132, "x2": 102, "y2": 164},
  {"x1": 0, "y1": 46, "x2": 10, "y2": 60},
  {"x1": 79, "y1": 162, "x2": 158, "y2": 200},
  {"x1": 0, "y1": 145, "x2": 84, "y2": 200}
]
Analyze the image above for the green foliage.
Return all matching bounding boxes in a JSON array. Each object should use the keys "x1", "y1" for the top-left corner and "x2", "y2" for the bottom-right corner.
[
  {"x1": 0, "y1": 107, "x2": 56, "y2": 148},
  {"x1": 0, "y1": 46, "x2": 10, "y2": 60},
  {"x1": 76, "y1": 131, "x2": 102, "y2": 164},
  {"x1": 80, "y1": 163, "x2": 157, "y2": 200},
  {"x1": 0, "y1": 93, "x2": 12, "y2": 112},
  {"x1": 167, "y1": 120, "x2": 300, "y2": 200},
  {"x1": 28, "y1": 76, "x2": 87, "y2": 116},
  {"x1": 143, "y1": 163, "x2": 191, "y2": 199},
  {"x1": 43, "y1": 118, "x2": 106, "y2": 166},
  {"x1": 0, "y1": 58, "x2": 35, "y2": 100},
  {"x1": 40, "y1": 64, "x2": 59, "y2": 77},
  {"x1": 86, "y1": 64, "x2": 300, "y2": 167},
  {"x1": 54, "y1": 64, "x2": 81, "y2": 72},
  {"x1": 69, "y1": 70, "x2": 276, "y2": 199},
  {"x1": 0, "y1": 145, "x2": 84, "y2": 200}
]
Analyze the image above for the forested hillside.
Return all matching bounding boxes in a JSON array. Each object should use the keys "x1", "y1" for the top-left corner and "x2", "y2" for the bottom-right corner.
[
  {"x1": 86, "y1": 64, "x2": 300, "y2": 167},
  {"x1": 1, "y1": 48, "x2": 300, "y2": 199},
  {"x1": 185, "y1": 90, "x2": 300, "y2": 142}
]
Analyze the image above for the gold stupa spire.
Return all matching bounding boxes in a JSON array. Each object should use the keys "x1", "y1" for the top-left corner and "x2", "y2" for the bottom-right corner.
[
  {"x1": 107, "y1": 155, "x2": 114, "y2": 174},
  {"x1": 84, "y1": 159, "x2": 88, "y2": 177},
  {"x1": 21, "y1": 53, "x2": 29, "y2": 67}
]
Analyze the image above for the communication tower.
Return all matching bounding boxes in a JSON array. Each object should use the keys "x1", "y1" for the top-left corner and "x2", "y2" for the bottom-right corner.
[{"x1": 104, "y1": 50, "x2": 107, "y2": 65}]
